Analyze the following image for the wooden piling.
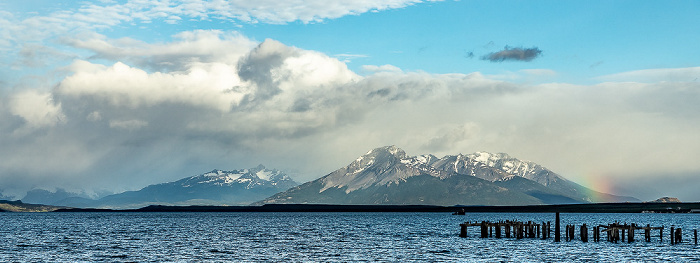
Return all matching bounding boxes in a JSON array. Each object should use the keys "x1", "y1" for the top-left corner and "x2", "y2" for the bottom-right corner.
[
  {"x1": 592, "y1": 226, "x2": 597, "y2": 242},
  {"x1": 675, "y1": 228, "x2": 682, "y2": 244},
  {"x1": 628, "y1": 224, "x2": 634, "y2": 243},
  {"x1": 671, "y1": 226, "x2": 675, "y2": 245},
  {"x1": 621, "y1": 225, "x2": 625, "y2": 243},
  {"x1": 645, "y1": 224, "x2": 651, "y2": 242},
  {"x1": 495, "y1": 224, "x2": 501, "y2": 238},
  {"x1": 555, "y1": 212, "x2": 561, "y2": 242},
  {"x1": 581, "y1": 224, "x2": 588, "y2": 242},
  {"x1": 460, "y1": 223, "x2": 467, "y2": 238},
  {"x1": 694, "y1": 229, "x2": 697, "y2": 245}
]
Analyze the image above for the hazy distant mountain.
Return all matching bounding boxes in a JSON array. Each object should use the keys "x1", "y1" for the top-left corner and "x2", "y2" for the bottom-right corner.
[
  {"x1": 21, "y1": 189, "x2": 96, "y2": 207},
  {"x1": 94, "y1": 165, "x2": 298, "y2": 209},
  {"x1": 256, "y1": 146, "x2": 637, "y2": 206}
]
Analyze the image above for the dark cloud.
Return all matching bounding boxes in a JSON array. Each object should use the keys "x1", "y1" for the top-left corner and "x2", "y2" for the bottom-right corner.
[{"x1": 482, "y1": 46, "x2": 542, "y2": 62}]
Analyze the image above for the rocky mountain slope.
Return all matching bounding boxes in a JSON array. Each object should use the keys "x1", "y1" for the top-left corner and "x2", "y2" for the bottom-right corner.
[{"x1": 256, "y1": 146, "x2": 637, "y2": 206}]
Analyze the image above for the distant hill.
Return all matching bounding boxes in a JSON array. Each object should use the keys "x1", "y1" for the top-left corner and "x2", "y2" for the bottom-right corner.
[
  {"x1": 0, "y1": 200, "x2": 66, "y2": 212},
  {"x1": 256, "y1": 146, "x2": 637, "y2": 206},
  {"x1": 647, "y1": 197, "x2": 681, "y2": 203},
  {"x1": 21, "y1": 189, "x2": 96, "y2": 207}
]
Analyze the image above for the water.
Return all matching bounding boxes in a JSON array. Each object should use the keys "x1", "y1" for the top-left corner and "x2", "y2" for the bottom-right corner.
[{"x1": 1, "y1": 212, "x2": 699, "y2": 262}]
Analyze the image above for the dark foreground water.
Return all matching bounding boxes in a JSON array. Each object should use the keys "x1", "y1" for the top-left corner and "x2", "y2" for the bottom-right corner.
[{"x1": 1, "y1": 212, "x2": 699, "y2": 262}]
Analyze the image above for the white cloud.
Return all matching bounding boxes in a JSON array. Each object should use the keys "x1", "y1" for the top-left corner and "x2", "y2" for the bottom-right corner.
[
  {"x1": 62, "y1": 30, "x2": 257, "y2": 71},
  {"x1": 9, "y1": 90, "x2": 65, "y2": 129},
  {"x1": 362, "y1": 64, "x2": 403, "y2": 73},
  {"x1": 2, "y1": 30, "x2": 700, "y2": 201},
  {"x1": 0, "y1": 0, "x2": 439, "y2": 51},
  {"x1": 57, "y1": 60, "x2": 247, "y2": 112},
  {"x1": 597, "y1": 67, "x2": 700, "y2": 83}
]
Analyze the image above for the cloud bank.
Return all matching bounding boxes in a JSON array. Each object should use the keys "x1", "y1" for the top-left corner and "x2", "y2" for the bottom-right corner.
[{"x1": 1, "y1": 30, "x2": 699, "y2": 201}]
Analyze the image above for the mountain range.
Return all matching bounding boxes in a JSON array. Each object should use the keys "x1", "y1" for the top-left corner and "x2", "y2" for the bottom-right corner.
[
  {"x1": 256, "y1": 146, "x2": 637, "y2": 206},
  {"x1": 18, "y1": 165, "x2": 298, "y2": 209},
  {"x1": 6, "y1": 146, "x2": 638, "y2": 208}
]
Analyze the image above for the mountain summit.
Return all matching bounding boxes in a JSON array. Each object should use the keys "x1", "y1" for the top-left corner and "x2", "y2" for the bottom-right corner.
[{"x1": 256, "y1": 146, "x2": 636, "y2": 206}]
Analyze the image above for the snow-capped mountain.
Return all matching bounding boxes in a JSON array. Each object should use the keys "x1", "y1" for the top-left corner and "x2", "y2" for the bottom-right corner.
[
  {"x1": 256, "y1": 146, "x2": 637, "y2": 206},
  {"x1": 94, "y1": 165, "x2": 297, "y2": 209}
]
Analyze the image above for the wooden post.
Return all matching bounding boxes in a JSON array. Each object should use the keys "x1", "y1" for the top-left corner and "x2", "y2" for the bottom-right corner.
[
  {"x1": 645, "y1": 224, "x2": 651, "y2": 242},
  {"x1": 495, "y1": 224, "x2": 501, "y2": 238},
  {"x1": 621, "y1": 226, "x2": 625, "y2": 243},
  {"x1": 581, "y1": 224, "x2": 588, "y2": 242},
  {"x1": 671, "y1": 226, "x2": 675, "y2": 245},
  {"x1": 505, "y1": 223, "x2": 510, "y2": 238},
  {"x1": 628, "y1": 224, "x2": 634, "y2": 243},
  {"x1": 595, "y1": 226, "x2": 600, "y2": 242},
  {"x1": 694, "y1": 229, "x2": 697, "y2": 245},
  {"x1": 460, "y1": 223, "x2": 467, "y2": 238},
  {"x1": 555, "y1": 212, "x2": 561, "y2": 242},
  {"x1": 676, "y1": 228, "x2": 682, "y2": 244}
]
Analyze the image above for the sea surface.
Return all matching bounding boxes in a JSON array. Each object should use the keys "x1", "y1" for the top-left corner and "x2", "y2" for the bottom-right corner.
[{"x1": 1, "y1": 212, "x2": 699, "y2": 262}]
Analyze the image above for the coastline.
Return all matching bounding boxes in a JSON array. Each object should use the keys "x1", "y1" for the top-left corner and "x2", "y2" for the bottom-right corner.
[{"x1": 52, "y1": 202, "x2": 700, "y2": 213}]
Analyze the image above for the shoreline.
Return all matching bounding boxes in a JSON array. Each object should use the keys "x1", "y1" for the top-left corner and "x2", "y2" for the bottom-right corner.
[{"x1": 52, "y1": 202, "x2": 700, "y2": 213}]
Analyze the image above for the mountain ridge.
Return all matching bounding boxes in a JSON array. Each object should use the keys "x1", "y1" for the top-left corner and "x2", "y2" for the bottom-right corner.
[{"x1": 256, "y1": 145, "x2": 637, "y2": 206}]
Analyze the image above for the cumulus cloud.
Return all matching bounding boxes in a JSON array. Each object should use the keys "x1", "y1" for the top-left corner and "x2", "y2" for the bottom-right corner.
[
  {"x1": 62, "y1": 30, "x2": 257, "y2": 72},
  {"x1": 9, "y1": 90, "x2": 65, "y2": 129},
  {"x1": 57, "y1": 61, "x2": 247, "y2": 112},
  {"x1": 2, "y1": 30, "x2": 700, "y2": 201},
  {"x1": 482, "y1": 46, "x2": 542, "y2": 62}
]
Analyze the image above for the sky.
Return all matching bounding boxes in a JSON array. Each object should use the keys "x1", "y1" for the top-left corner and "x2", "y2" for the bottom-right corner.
[{"x1": 1, "y1": 0, "x2": 699, "y2": 201}]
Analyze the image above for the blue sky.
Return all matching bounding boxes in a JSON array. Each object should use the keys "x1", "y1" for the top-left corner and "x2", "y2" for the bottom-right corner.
[{"x1": 1, "y1": 0, "x2": 699, "y2": 201}]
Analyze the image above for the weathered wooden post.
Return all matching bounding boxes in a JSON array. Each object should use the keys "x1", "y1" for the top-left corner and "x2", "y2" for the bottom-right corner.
[
  {"x1": 675, "y1": 228, "x2": 682, "y2": 244},
  {"x1": 505, "y1": 223, "x2": 511, "y2": 238},
  {"x1": 628, "y1": 224, "x2": 634, "y2": 243},
  {"x1": 547, "y1": 222, "x2": 551, "y2": 239},
  {"x1": 592, "y1": 226, "x2": 597, "y2": 242},
  {"x1": 621, "y1": 226, "x2": 626, "y2": 243},
  {"x1": 460, "y1": 223, "x2": 468, "y2": 238},
  {"x1": 581, "y1": 224, "x2": 588, "y2": 242},
  {"x1": 645, "y1": 224, "x2": 651, "y2": 242},
  {"x1": 555, "y1": 212, "x2": 561, "y2": 242},
  {"x1": 495, "y1": 224, "x2": 501, "y2": 238},
  {"x1": 670, "y1": 226, "x2": 675, "y2": 245},
  {"x1": 694, "y1": 229, "x2": 697, "y2": 245}
]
